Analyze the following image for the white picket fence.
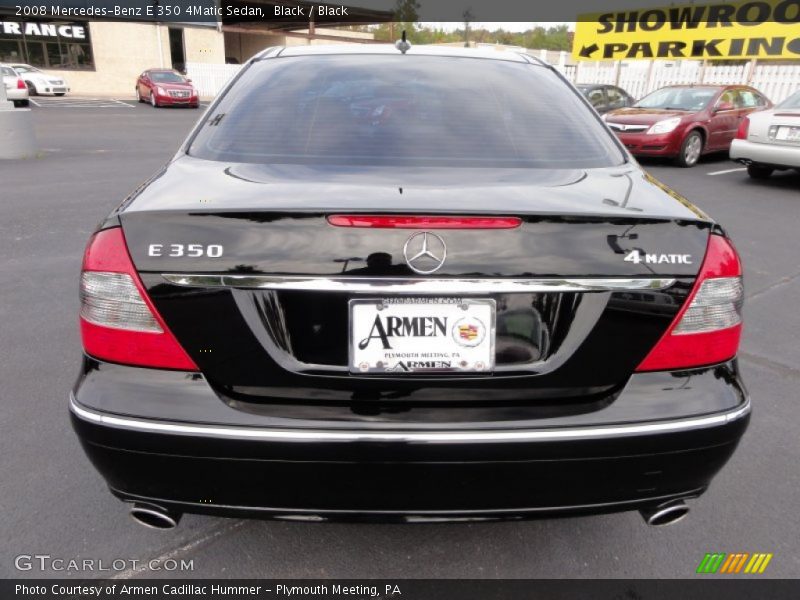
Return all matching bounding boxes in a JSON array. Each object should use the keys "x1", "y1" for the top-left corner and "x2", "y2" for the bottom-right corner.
[
  {"x1": 560, "y1": 61, "x2": 800, "y2": 104},
  {"x1": 750, "y1": 64, "x2": 800, "y2": 104},
  {"x1": 187, "y1": 58, "x2": 800, "y2": 105},
  {"x1": 186, "y1": 62, "x2": 242, "y2": 98}
]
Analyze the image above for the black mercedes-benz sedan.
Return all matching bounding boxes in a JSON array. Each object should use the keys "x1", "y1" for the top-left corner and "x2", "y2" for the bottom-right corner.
[{"x1": 70, "y1": 45, "x2": 749, "y2": 529}]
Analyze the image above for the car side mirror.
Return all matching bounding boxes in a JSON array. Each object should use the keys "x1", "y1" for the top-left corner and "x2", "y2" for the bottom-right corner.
[{"x1": 715, "y1": 101, "x2": 735, "y2": 112}]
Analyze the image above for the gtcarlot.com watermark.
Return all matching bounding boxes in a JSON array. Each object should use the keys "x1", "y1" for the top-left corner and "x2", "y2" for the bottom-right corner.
[{"x1": 14, "y1": 554, "x2": 194, "y2": 572}]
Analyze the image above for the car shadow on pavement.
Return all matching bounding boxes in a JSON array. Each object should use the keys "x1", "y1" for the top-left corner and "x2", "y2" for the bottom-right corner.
[
  {"x1": 161, "y1": 511, "x2": 679, "y2": 579},
  {"x1": 739, "y1": 169, "x2": 800, "y2": 190},
  {"x1": 636, "y1": 152, "x2": 734, "y2": 168}
]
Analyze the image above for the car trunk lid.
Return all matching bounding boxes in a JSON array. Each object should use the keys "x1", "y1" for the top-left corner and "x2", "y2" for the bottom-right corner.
[{"x1": 118, "y1": 159, "x2": 710, "y2": 405}]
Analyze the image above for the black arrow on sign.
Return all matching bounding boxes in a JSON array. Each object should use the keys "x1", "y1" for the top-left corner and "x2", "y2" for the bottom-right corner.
[{"x1": 579, "y1": 44, "x2": 599, "y2": 58}]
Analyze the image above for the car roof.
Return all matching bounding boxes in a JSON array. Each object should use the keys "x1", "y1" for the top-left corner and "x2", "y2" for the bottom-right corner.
[{"x1": 272, "y1": 44, "x2": 533, "y2": 64}]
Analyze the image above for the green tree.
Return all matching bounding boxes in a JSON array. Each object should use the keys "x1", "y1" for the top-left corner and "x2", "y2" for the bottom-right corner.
[{"x1": 365, "y1": 22, "x2": 571, "y2": 51}]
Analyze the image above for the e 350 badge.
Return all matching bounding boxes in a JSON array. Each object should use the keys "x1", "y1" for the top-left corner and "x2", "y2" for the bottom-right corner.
[{"x1": 148, "y1": 244, "x2": 224, "y2": 258}]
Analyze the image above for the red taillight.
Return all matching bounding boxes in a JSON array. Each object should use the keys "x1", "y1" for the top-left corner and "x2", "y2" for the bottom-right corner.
[
  {"x1": 17, "y1": 78, "x2": 26, "y2": 90},
  {"x1": 327, "y1": 215, "x2": 522, "y2": 229},
  {"x1": 735, "y1": 117, "x2": 750, "y2": 140},
  {"x1": 79, "y1": 228, "x2": 198, "y2": 371},
  {"x1": 636, "y1": 234, "x2": 743, "y2": 372}
]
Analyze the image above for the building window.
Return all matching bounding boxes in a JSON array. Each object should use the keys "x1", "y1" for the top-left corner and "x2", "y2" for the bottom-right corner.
[{"x1": 0, "y1": 20, "x2": 94, "y2": 70}]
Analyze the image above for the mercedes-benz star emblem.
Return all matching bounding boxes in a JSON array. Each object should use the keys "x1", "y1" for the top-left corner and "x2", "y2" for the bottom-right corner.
[{"x1": 403, "y1": 232, "x2": 447, "y2": 274}]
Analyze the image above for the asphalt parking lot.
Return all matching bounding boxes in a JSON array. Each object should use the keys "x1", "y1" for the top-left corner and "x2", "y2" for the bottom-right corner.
[{"x1": 1, "y1": 101, "x2": 798, "y2": 580}]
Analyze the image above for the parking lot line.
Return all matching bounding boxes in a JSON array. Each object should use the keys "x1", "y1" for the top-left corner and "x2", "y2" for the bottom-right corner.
[
  {"x1": 30, "y1": 98, "x2": 135, "y2": 109},
  {"x1": 708, "y1": 167, "x2": 747, "y2": 176},
  {"x1": 110, "y1": 519, "x2": 246, "y2": 579}
]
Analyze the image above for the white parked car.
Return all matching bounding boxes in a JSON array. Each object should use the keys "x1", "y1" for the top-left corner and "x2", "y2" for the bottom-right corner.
[
  {"x1": 10, "y1": 64, "x2": 70, "y2": 96},
  {"x1": 1, "y1": 64, "x2": 29, "y2": 107},
  {"x1": 731, "y1": 90, "x2": 800, "y2": 179}
]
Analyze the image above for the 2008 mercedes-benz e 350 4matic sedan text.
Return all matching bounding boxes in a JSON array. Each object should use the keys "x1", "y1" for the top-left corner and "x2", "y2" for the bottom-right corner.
[{"x1": 71, "y1": 45, "x2": 749, "y2": 530}]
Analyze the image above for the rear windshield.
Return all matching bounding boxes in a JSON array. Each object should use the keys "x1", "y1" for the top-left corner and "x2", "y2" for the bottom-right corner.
[
  {"x1": 1, "y1": 66, "x2": 16, "y2": 77},
  {"x1": 189, "y1": 55, "x2": 624, "y2": 168},
  {"x1": 777, "y1": 91, "x2": 800, "y2": 109}
]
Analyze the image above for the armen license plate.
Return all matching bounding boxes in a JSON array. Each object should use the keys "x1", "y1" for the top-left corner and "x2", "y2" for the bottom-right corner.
[{"x1": 350, "y1": 298, "x2": 495, "y2": 374}]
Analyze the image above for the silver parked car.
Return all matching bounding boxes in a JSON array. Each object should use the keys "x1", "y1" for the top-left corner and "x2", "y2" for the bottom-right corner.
[
  {"x1": 730, "y1": 90, "x2": 800, "y2": 179},
  {"x1": 10, "y1": 63, "x2": 70, "y2": 96},
  {"x1": 1, "y1": 64, "x2": 30, "y2": 107}
]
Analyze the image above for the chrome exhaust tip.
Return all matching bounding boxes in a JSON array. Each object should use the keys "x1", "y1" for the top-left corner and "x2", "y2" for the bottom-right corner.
[
  {"x1": 129, "y1": 503, "x2": 181, "y2": 530},
  {"x1": 640, "y1": 500, "x2": 689, "y2": 527}
]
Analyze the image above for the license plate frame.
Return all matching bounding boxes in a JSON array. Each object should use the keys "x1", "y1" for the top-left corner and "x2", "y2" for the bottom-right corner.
[
  {"x1": 775, "y1": 125, "x2": 800, "y2": 142},
  {"x1": 349, "y1": 297, "x2": 496, "y2": 375}
]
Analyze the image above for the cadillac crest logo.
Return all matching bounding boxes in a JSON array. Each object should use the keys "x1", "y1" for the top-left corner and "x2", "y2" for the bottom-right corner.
[{"x1": 452, "y1": 316, "x2": 486, "y2": 347}]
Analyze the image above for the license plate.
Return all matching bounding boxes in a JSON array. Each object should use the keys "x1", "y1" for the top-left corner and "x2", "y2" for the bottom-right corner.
[
  {"x1": 775, "y1": 126, "x2": 800, "y2": 142},
  {"x1": 349, "y1": 298, "x2": 495, "y2": 374}
]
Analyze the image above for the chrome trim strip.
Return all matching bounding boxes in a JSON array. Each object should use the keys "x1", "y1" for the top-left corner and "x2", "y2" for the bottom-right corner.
[
  {"x1": 607, "y1": 123, "x2": 649, "y2": 132},
  {"x1": 161, "y1": 275, "x2": 676, "y2": 294},
  {"x1": 70, "y1": 394, "x2": 749, "y2": 444}
]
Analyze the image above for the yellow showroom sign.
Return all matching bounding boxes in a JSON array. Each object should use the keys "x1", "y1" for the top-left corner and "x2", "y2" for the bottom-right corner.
[{"x1": 574, "y1": 0, "x2": 800, "y2": 60}]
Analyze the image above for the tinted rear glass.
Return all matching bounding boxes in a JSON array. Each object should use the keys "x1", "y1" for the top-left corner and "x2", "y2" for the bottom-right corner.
[
  {"x1": 189, "y1": 55, "x2": 624, "y2": 168},
  {"x1": 777, "y1": 91, "x2": 800, "y2": 109}
]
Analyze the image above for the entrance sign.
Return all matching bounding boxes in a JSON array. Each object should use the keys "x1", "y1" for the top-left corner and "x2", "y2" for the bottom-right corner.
[
  {"x1": 573, "y1": 0, "x2": 800, "y2": 61},
  {"x1": 0, "y1": 21, "x2": 86, "y2": 39}
]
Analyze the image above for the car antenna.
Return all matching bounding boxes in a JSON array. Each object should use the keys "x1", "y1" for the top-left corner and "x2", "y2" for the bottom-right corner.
[{"x1": 395, "y1": 30, "x2": 411, "y2": 54}]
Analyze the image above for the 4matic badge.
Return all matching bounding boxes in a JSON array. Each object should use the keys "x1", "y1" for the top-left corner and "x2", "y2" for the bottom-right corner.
[{"x1": 623, "y1": 250, "x2": 692, "y2": 265}]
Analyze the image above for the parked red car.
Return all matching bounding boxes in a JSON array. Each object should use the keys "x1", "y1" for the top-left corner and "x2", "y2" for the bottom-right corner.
[
  {"x1": 603, "y1": 85, "x2": 771, "y2": 167},
  {"x1": 135, "y1": 69, "x2": 199, "y2": 108}
]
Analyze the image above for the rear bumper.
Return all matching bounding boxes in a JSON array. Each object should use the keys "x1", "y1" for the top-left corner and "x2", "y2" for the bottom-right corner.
[
  {"x1": 6, "y1": 88, "x2": 28, "y2": 101},
  {"x1": 70, "y1": 359, "x2": 750, "y2": 521},
  {"x1": 730, "y1": 139, "x2": 800, "y2": 169}
]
